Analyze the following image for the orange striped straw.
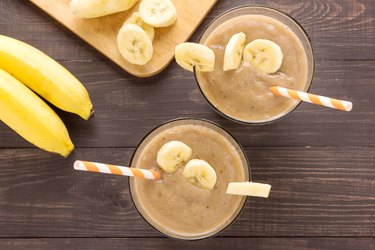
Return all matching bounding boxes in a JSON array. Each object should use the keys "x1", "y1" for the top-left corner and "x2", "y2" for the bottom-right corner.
[
  {"x1": 74, "y1": 160, "x2": 161, "y2": 180},
  {"x1": 270, "y1": 86, "x2": 352, "y2": 112}
]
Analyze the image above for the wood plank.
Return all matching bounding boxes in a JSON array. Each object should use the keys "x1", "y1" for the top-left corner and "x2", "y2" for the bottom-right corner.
[
  {"x1": 1, "y1": 0, "x2": 373, "y2": 61},
  {"x1": 0, "y1": 237, "x2": 373, "y2": 250},
  {"x1": 0, "y1": 60, "x2": 372, "y2": 148},
  {"x1": 30, "y1": 0, "x2": 217, "y2": 77},
  {"x1": 0, "y1": 147, "x2": 373, "y2": 237}
]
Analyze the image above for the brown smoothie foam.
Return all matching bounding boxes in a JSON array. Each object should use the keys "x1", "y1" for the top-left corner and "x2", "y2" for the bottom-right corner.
[
  {"x1": 196, "y1": 14, "x2": 309, "y2": 122},
  {"x1": 130, "y1": 123, "x2": 247, "y2": 239}
]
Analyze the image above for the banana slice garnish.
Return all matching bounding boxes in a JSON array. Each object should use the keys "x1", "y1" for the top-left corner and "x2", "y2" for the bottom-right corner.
[
  {"x1": 175, "y1": 43, "x2": 215, "y2": 72},
  {"x1": 227, "y1": 182, "x2": 271, "y2": 198},
  {"x1": 223, "y1": 32, "x2": 246, "y2": 71},
  {"x1": 243, "y1": 39, "x2": 283, "y2": 74},
  {"x1": 117, "y1": 23, "x2": 153, "y2": 65},
  {"x1": 139, "y1": 0, "x2": 177, "y2": 28},
  {"x1": 182, "y1": 159, "x2": 217, "y2": 190},
  {"x1": 124, "y1": 12, "x2": 155, "y2": 41},
  {"x1": 70, "y1": 0, "x2": 138, "y2": 18},
  {"x1": 157, "y1": 141, "x2": 193, "y2": 173}
]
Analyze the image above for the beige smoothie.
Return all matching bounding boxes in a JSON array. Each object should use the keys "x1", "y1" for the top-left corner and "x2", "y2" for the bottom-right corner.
[
  {"x1": 196, "y1": 14, "x2": 310, "y2": 123},
  {"x1": 129, "y1": 119, "x2": 248, "y2": 239}
]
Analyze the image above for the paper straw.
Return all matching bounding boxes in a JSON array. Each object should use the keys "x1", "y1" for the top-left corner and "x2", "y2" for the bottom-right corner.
[
  {"x1": 74, "y1": 160, "x2": 161, "y2": 180},
  {"x1": 270, "y1": 86, "x2": 352, "y2": 112}
]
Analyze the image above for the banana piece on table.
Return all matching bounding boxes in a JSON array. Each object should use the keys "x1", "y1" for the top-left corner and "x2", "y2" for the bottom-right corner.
[
  {"x1": 182, "y1": 159, "x2": 217, "y2": 190},
  {"x1": 139, "y1": 0, "x2": 177, "y2": 27},
  {"x1": 223, "y1": 32, "x2": 246, "y2": 71},
  {"x1": 124, "y1": 12, "x2": 155, "y2": 41},
  {"x1": 69, "y1": 0, "x2": 138, "y2": 18},
  {"x1": 0, "y1": 35, "x2": 93, "y2": 120},
  {"x1": 227, "y1": 182, "x2": 271, "y2": 198},
  {"x1": 243, "y1": 39, "x2": 283, "y2": 74},
  {"x1": 0, "y1": 69, "x2": 74, "y2": 157},
  {"x1": 175, "y1": 43, "x2": 215, "y2": 72},
  {"x1": 117, "y1": 23, "x2": 153, "y2": 65},
  {"x1": 157, "y1": 141, "x2": 192, "y2": 173}
]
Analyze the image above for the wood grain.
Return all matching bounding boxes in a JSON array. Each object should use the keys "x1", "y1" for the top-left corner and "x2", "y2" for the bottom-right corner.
[
  {"x1": 30, "y1": 0, "x2": 217, "y2": 77},
  {"x1": 0, "y1": 238, "x2": 373, "y2": 250},
  {"x1": 0, "y1": 0, "x2": 374, "y2": 248},
  {"x1": 0, "y1": 147, "x2": 373, "y2": 237},
  {"x1": 0, "y1": 60, "x2": 372, "y2": 148}
]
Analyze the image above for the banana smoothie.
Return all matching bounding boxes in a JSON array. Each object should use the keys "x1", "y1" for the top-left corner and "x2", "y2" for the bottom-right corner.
[
  {"x1": 195, "y1": 11, "x2": 312, "y2": 123},
  {"x1": 129, "y1": 119, "x2": 248, "y2": 240}
]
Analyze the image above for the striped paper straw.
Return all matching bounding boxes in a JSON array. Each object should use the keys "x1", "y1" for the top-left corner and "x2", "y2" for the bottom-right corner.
[
  {"x1": 74, "y1": 160, "x2": 161, "y2": 180},
  {"x1": 270, "y1": 86, "x2": 352, "y2": 112}
]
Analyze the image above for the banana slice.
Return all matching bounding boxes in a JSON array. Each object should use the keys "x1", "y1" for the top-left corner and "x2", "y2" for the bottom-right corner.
[
  {"x1": 223, "y1": 32, "x2": 246, "y2": 71},
  {"x1": 243, "y1": 39, "x2": 283, "y2": 74},
  {"x1": 70, "y1": 0, "x2": 138, "y2": 18},
  {"x1": 175, "y1": 43, "x2": 215, "y2": 72},
  {"x1": 139, "y1": 0, "x2": 177, "y2": 27},
  {"x1": 182, "y1": 159, "x2": 217, "y2": 190},
  {"x1": 117, "y1": 23, "x2": 153, "y2": 65},
  {"x1": 227, "y1": 182, "x2": 271, "y2": 198},
  {"x1": 157, "y1": 141, "x2": 192, "y2": 173},
  {"x1": 124, "y1": 12, "x2": 155, "y2": 41}
]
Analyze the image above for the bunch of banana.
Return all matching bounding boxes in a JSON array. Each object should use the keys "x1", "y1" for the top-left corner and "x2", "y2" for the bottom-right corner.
[
  {"x1": 175, "y1": 34, "x2": 284, "y2": 74},
  {"x1": 156, "y1": 141, "x2": 217, "y2": 190},
  {"x1": 0, "y1": 35, "x2": 93, "y2": 157}
]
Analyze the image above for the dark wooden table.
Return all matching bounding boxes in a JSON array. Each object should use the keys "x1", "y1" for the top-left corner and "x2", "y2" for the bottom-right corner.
[{"x1": 0, "y1": 0, "x2": 374, "y2": 249}]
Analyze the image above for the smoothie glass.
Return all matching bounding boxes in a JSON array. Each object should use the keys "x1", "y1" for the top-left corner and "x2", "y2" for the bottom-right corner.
[
  {"x1": 129, "y1": 118, "x2": 250, "y2": 240},
  {"x1": 194, "y1": 6, "x2": 315, "y2": 125}
]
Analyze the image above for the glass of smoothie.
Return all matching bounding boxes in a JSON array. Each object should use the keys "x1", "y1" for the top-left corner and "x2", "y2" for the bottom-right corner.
[
  {"x1": 194, "y1": 6, "x2": 315, "y2": 124},
  {"x1": 129, "y1": 118, "x2": 250, "y2": 240}
]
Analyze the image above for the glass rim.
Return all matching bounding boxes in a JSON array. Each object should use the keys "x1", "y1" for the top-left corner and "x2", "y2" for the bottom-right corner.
[
  {"x1": 193, "y1": 5, "x2": 316, "y2": 125},
  {"x1": 128, "y1": 117, "x2": 251, "y2": 240}
]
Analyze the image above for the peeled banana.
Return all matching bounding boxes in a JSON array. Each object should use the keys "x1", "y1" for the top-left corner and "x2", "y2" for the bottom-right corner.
[
  {"x1": 223, "y1": 32, "x2": 246, "y2": 71},
  {"x1": 175, "y1": 43, "x2": 215, "y2": 72},
  {"x1": 0, "y1": 69, "x2": 74, "y2": 157},
  {"x1": 182, "y1": 159, "x2": 217, "y2": 190},
  {"x1": 70, "y1": 0, "x2": 139, "y2": 18},
  {"x1": 243, "y1": 39, "x2": 283, "y2": 74},
  {"x1": 124, "y1": 12, "x2": 155, "y2": 41},
  {"x1": 117, "y1": 23, "x2": 154, "y2": 65},
  {"x1": 0, "y1": 35, "x2": 93, "y2": 120},
  {"x1": 139, "y1": 0, "x2": 177, "y2": 27},
  {"x1": 156, "y1": 141, "x2": 192, "y2": 173},
  {"x1": 227, "y1": 182, "x2": 271, "y2": 198}
]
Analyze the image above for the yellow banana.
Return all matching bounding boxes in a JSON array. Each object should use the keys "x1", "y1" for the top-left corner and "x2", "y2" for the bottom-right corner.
[
  {"x1": 0, "y1": 35, "x2": 93, "y2": 120},
  {"x1": 0, "y1": 69, "x2": 74, "y2": 157}
]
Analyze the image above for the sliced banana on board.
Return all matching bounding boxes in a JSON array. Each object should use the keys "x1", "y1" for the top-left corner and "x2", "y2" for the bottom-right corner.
[
  {"x1": 157, "y1": 141, "x2": 193, "y2": 173},
  {"x1": 175, "y1": 43, "x2": 215, "y2": 72},
  {"x1": 124, "y1": 12, "x2": 155, "y2": 41},
  {"x1": 182, "y1": 159, "x2": 217, "y2": 190},
  {"x1": 227, "y1": 182, "x2": 271, "y2": 198},
  {"x1": 223, "y1": 32, "x2": 246, "y2": 71},
  {"x1": 117, "y1": 23, "x2": 153, "y2": 65},
  {"x1": 139, "y1": 0, "x2": 177, "y2": 27},
  {"x1": 243, "y1": 39, "x2": 283, "y2": 74},
  {"x1": 70, "y1": 0, "x2": 138, "y2": 18}
]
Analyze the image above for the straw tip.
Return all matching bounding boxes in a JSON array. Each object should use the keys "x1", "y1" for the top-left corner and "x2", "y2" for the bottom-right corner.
[
  {"x1": 73, "y1": 160, "x2": 85, "y2": 170},
  {"x1": 346, "y1": 102, "x2": 353, "y2": 112}
]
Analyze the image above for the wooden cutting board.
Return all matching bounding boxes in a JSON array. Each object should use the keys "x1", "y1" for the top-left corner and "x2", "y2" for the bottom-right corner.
[{"x1": 30, "y1": 0, "x2": 217, "y2": 77}]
